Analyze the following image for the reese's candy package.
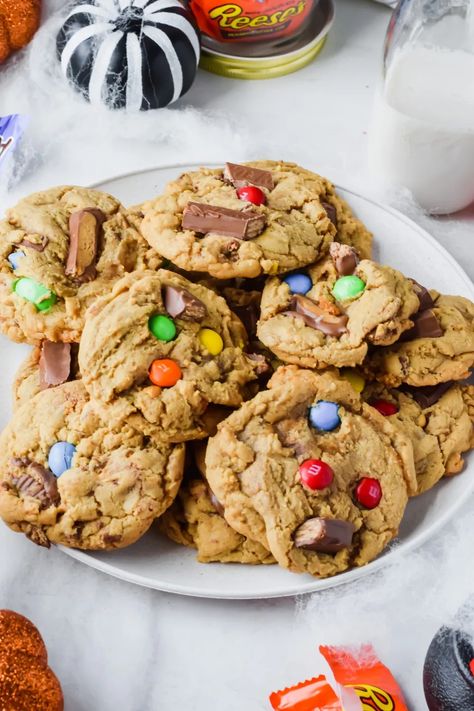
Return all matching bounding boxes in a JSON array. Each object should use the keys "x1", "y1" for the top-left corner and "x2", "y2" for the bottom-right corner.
[
  {"x1": 320, "y1": 645, "x2": 409, "y2": 710},
  {"x1": 269, "y1": 645, "x2": 409, "y2": 710},
  {"x1": 269, "y1": 675, "x2": 342, "y2": 711},
  {"x1": 190, "y1": 0, "x2": 315, "y2": 43}
]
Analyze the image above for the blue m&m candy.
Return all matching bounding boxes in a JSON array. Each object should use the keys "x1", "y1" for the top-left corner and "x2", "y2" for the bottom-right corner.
[
  {"x1": 308, "y1": 401, "x2": 341, "y2": 431},
  {"x1": 283, "y1": 272, "x2": 312, "y2": 295},
  {"x1": 7, "y1": 251, "x2": 25, "y2": 270},
  {"x1": 48, "y1": 441, "x2": 76, "y2": 477}
]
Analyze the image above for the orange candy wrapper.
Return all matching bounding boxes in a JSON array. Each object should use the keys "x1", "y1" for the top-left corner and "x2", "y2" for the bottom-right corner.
[
  {"x1": 269, "y1": 675, "x2": 342, "y2": 711},
  {"x1": 269, "y1": 645, "x2": 409, "y2": 711}
]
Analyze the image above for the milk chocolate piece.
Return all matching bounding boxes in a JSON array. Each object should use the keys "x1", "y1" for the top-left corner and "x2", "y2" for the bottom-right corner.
[
  {"x1": 164, "y1": 285, "x2": 207, "y2": 321},
  {"x1": 288, "y1": 294, "x2": 348, "y2": 337},
  {"x1": 329, "y1": 242, "x2": 359, "y2": 276},
  {"x1": 403, "y1": 381, "x2": 453, "y2": 409},
  {"x1": 207, "y1": 486, "x2": 225, "y2": 517},
  {"x1": 410, "y1": 279, "x2": 435, "y2": 311},
  {"x1": 400, "y1": 309, "x2": 443, "y2": 341},
  {"x1": 39, "y1": 341, "x2": 71, "y2": 389},
  {"x1": 10, "y1": 459, "x2": 59, "y2": 509},
  {"x1": 182, "y1": 202, "x2": 266, "y2": 240},
  {"x1": 15, "y1": 235, "x2": 49, "y2": 252},
  {"x1": 66, "y1": 208, "x2": 105, "y2": 280},
  {"x1": 321, "y1": 201, "x2": 338, "y2": 228},
  {"x1": 223, "y1": 162, "x2": 274, "y2": 190},
  {"x1": 246, "y1": 352, "x2": 271, "y2": 375},
  {"x1": 294, "y1": 517, "x2": 355, "y2": 553}
]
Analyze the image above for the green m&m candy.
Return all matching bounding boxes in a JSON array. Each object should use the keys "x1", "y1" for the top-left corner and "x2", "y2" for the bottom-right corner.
[
  {"x1": 332, "y1": 275, "x2": 365, "y2": 302},
  {"x1": 148, "y1": 313, "x2": 176, "y2": 342},
  {"x1": 13, "y1": 277, "x2": 57, "y2": 312}
]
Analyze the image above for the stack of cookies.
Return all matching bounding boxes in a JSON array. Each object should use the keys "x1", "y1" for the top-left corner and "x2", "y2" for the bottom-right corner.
[{"x1": 0, "y1": 163, "x2": 473, "y2": 580}]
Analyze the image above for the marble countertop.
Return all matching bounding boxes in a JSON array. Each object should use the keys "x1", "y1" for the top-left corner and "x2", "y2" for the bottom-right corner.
[{"x1": 0, "y1": 1, "x2": 473, "y2": 709}]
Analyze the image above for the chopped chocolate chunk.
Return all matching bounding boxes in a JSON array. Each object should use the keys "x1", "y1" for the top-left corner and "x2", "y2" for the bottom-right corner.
[
  {"x1": 103, "y1": 534, "x2": 122, "y2": 545},
  {"x1": 25, "y1": 525, "x2": 51, "y2": 548},
  {"x1": 223, "y1": 162, "x2": 274, "y2": 191},
  {"x1": 246, "y1": 352, "x2": 271, "y2": 375},
  {"x1": 329, "y1": 242, "x2": 359, "y2": 276},
  {"x1": 409, "y1": 279, "x2": 435, "y2": 311},
  {"x1": 66, "y1": 208, "x2": 105, "y2": 281},
  {"x1": 287, "y1": 295, "x2": 348, "y2": 337},
  {"x1": 321, "y1": 201, "x2": 338, "y2": 228},
  {"x1": 39, "y1": 341, "x2": 71, "y2": 389},
  {"x1": 400, "y1": 309, "x2": 443, "y2": 341},
  {"x1": 10, "y1": 459, "x2": 59, "y2": 509},
  {"x1": 15, "y1": 235, "x2": 49, "y2": 252},
  {"x1": 294, "y1": 517, "x2": 355, "y2": 553},
  {"x1": 182, "y1": 202, "x2": 266, "y2": 241},
  {"x1": 164, "y1": 285, "x2": 207, "y2": 321},
  {"x1": 403, "y1": 381, "x2": 453, "y2": 409}
]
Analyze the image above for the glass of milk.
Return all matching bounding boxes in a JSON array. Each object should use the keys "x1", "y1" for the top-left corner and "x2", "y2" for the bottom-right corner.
[{"x1": 368, "y1": 0, "x2": 474, "y2": 214}]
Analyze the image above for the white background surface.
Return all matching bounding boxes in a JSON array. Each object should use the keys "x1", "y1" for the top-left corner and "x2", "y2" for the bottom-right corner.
[{"x1": 0, "y1": 1, "x2": 473, "y2": 709}]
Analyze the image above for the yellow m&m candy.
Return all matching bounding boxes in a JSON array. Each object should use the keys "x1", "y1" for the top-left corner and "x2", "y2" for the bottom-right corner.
[
  {"x1": 341, "y1": 368, "x2": 365, "y2": 393},
  {"x1": 198, "y1": 328, "x2": 223, "y2": 356}
]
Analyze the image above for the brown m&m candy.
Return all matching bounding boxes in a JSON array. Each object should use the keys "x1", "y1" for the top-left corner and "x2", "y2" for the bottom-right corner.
[{"x1": 0, "y1": 610, "x2": 64, "y2": 711}]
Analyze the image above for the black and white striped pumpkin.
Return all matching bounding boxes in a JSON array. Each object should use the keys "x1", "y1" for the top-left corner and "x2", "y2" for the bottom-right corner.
[{"x1": 56, "y1": 0, "x2": 200, "y2": 110}]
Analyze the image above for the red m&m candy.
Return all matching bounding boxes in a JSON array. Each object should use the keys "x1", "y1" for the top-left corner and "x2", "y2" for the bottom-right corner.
[
  {"x1": 149, "y1": 359, "x2": 182, "y2": 387},
  {"x1": 355, "y1": 477, "x2": 382, "y2": 509},
  {"x1": 371, "y1": 399, "x2": 398, "y2": 416},
  {"x1": 299, "y1": 459, "x2": 334, "y2": 490},
  {"x1": 237, "y1": 185, "x2": 266, "y2": 206}
]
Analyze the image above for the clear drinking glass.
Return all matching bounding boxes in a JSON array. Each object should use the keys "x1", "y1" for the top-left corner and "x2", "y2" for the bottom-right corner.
[{"x1": 368, "y1": 0, "x2": 474, "y2": 214}]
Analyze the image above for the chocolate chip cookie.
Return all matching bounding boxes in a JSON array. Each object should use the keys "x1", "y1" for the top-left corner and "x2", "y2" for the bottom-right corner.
[
  {"x1": 0, "y1": 381, "x2": 184, "y2": 549},
  {"x1": 0, "y1": 186, "x2": 161, "y2": 344},
  {"x1": 78, "y1": 269, "x2": 259, "y2": 442},
  {"x1": 139, "y1": 161, "x2": 372, "y2": 279},
  {"x1": 257, "y1": 249, "x2": 420, "y2": 369},
  {"x1": 205, "y1": 367, "x2": 416, "y2": 578},
  {"x1": 366, "y1": 294, "x2": 474, "y2": 387},
  {"x1": 13, "y1": 342, "x2": 79, "y2": 410},
  {"x1": 159, "y1": 477, "x2": 275, "y2": 564},
  {"x1": 362, "y1": 381, "x2": 474, "y2": 494}
]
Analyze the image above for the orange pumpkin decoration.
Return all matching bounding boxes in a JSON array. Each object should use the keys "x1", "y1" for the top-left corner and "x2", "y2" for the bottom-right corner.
[
  {"x1": 0, "y1": 610, "x2": 64, "y2": 710},
  {"x1": 0, "y1": 0, "x2": 41, "y2": 64}
]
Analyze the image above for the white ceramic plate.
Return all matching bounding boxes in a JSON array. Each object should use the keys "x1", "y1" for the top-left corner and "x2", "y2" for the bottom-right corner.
[{"x1": 1, "y1": 164, "x2": 473, "y2": 599}]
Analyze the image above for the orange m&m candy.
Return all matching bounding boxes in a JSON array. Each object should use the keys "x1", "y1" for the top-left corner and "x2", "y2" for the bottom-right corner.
[{"x1": 149, "y1": 359, "x2": 182, "y2": 387}]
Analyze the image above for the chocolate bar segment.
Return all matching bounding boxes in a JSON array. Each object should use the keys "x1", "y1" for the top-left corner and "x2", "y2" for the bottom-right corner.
[
  {"x1": 288, "y1": 294, "x2": 348, "y2": 337},
  {"x1": 39, "y1": 341, "x2": 71, "y2": 389},
  {"x1": 294, "y1": 517, "x2": 355, "y2": 553},
  {"x1": 66, "y1": 208, "x2": 105, "y2": 280},
  {"x1": 400, "y1": 309, "x2": 443, "y2": 341},
  {"x1": 224, "y1": 162, "x2": 274, "y2": 191},
  {"x1": 403, "y1": 381, "x2": 453, "y2": 409},
  {"x1": 329, "y1": 242, "x2": 359, "y2": 276},
  {"x1": 410, "y1": 279, "x2": 435, "y2": 311},
  {"x1": 10, "y1": 459, "x2": 59, "y2": 509},
  {"x1": 182, "y1": 202, "x2": 266, "y2": 240},
  {"x1": 15, "y1": 235, "x2": 49, "y2": 252},
  {"x1": 164, "y1": 285, "x2": 207, "y2": 321},
  {"x1": 321, "y1": 201, "x2": 338, "y2": 228}
]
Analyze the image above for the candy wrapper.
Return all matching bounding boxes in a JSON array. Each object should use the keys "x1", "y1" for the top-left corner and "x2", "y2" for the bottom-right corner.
[
  {"x1": 0, "y1": 115, "x2": 27, "y2": 167},
  {"x1": 269, "y1": 675, "x2": 342, "y2": 711},
  {"x1": 269, "y1": 645, "x2": 409, "y2": 710}
]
